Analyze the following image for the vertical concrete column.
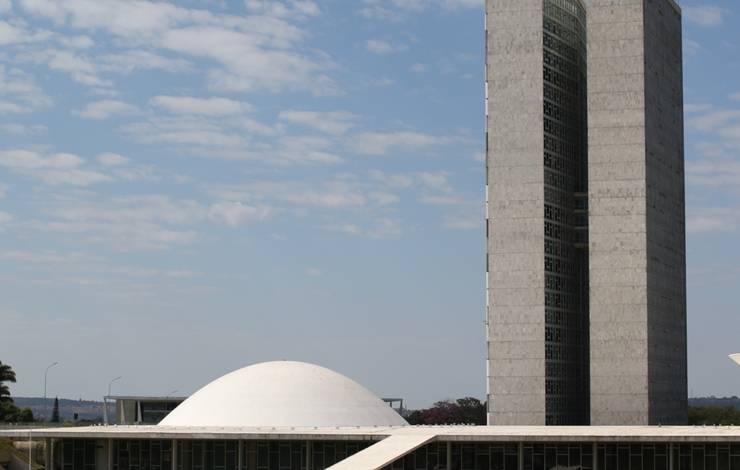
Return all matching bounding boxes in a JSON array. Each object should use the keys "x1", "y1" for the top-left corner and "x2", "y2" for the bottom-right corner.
[
  {"x1": 305, "y1": 441, "x2": 312, "y2": 470},
  {"x1": 238, "y1": 441, "x2": 243, "y2": 470},
  {"x1": 107, "y1": 439, "x2": 113, "y2": 470},
  {"x1": 172, "y1": 440, "x2": 178, "y2": 470},
  {"x1": 45, "y1": 439, "x2": 51, "y2": 470},
  {"x1": 669, "y1": 443, "x2": 674, "y2": 470},
  {"x1": 518, "y1": 443, "x2": 523, "y2": 470},
  {"x1": 446, "y1": 442, "x2": 452, "y2": 470},
  {"x1": 50, "y1": 439, "x2": 55, "y2": 470},
  {"x1": 592, "y1": 443, "x2": 598, "y2": 470}
]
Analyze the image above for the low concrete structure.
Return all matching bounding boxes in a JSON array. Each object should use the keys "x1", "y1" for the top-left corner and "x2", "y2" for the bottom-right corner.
[
  {"x1": 3, "y1": 425, "x2": 740, "y2": 470},
  {"x1": 2, "y1": 362, "x2": 739, "y2": 470},
  {"x1": 105, "y1": 396, "x2": 185, "y2": 425}
]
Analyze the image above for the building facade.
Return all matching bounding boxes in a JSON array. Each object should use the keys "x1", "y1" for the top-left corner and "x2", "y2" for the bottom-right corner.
[
  {"x1": 6, "y1": 427, "x2": 740, "y2": 470},
  {"x1": 486, "y1": 0, "x2": 687, "y2": 425}
]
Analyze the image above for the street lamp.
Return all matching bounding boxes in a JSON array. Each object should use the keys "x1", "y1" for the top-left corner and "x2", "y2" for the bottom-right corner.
[
  {"x1": 44, "y1": 362, "x2": 59, "y2": 421},
  {"x1": 730, "y1": 354, "x2": 740, "y2": 366},
  {"x1": 104, "y1": 376, "x2": 122, "y2": 425}
]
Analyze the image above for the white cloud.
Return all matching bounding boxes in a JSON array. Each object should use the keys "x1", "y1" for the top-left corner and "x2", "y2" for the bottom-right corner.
[
  {"x1": 0, "y1": 101, "x2": 29, "y2": 113},
  {"x1": 685, "y1": 103, "x2": 714, "y2": 114},
  {"x1": 351, "y1": 131, "x2": 454, "y2": 155},
  {"x1": 244, "y1": 0, "x2": 320, "y2": 19},
  {"x1": 24, "y1": 48, "x2": 112, "y2": 88},
  {"x1": 359, "y1": 0, "x2": 480, "y2": 20},
  {"x1": 0, "y1": 20, "x2": 27, "y2": 45},
  {"x1": 324, "y1": 217, "x2": 401, "y2": 238},
  {"x1": 410, "y1": 63, "x2": 427, "y2": 73},
  {"x1": 208, "y1": 201, "x2": 271, "y2": 227},
  {"x1": 0, "y1": 211, "x2": 13, "y2": 228},
  {"x1": 0, "y1": 150, "x2": 83, "y2": 169},
  {"x1": 123, "y1": 116, "x2": 248, "y2": 149},
  {"x1": 684, "y1": 38, "x2": 700, "y2": 56},
  {"x1": 279, "y1": 110, "x2": 358, "y2": 135},
  {"x1": 272, "y1": 135, "x2": 344, "y2": 164},
  {"x1": 124, "y1": 113, "x2": 343, "y2": 165},
  {"x1": 100, "y1": 50, "x2": 193, "y2": 74},
  {"x1": 151, "y1": 95, "x2": 253, "y2": 116},
  {"x1": 688, "y1": 207, "x2": 740, "y2": 234},
  {"x1": 444, "y1": 212, "x2": 482, "y2": 230},
  {"x1": 688, "y1": 110, "x2": 740, "y2": 132},
  {"x1": 75, "y1": 100, "x2": 138, "y2": 120},
  {"x1": 212, "y1": 180, "x2": 369, "y2": 209},
  {"x1": 0, "y1": 149, "x2": 113, "y2": 186},
  {"x1": 0, "y1": 66, "x2": 52, "y2": 112},
  {"x1": 0, "y1": 124, "x2": 47, "y2": 135},
  {"x1": 0, "y1": 0, "x2": 11, "y2": 13},
  {"x1": 366, "y1": 39, "x2": 393, "y2": 55},
  {"x1": 96, "y1": 153, "x2": 130, "y2": 166},
  {"x1": 684, "y1": 6, "x2": 725, "y2": 27},
  {"x1": 29, "y1": 193, "x2": 270, "y2": 250},
  {"x1": 305, "y1": 267, "x2": 322, "y2": 277},
  {"x1": 688, "y1": 157, "x2": 740, "y2": 192},
  {"x1": 17, "y1": 0, "x2": 336, "y2": 95}
]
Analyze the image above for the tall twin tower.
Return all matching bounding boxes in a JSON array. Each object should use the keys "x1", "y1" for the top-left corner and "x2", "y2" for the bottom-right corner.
[{"x1": 485, "y1": 0, "x2": 687, "y2": 425}]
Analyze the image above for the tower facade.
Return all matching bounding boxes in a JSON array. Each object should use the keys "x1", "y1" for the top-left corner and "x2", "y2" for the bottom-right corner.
[{"x1": 485, "y1": 0, "x2": 687, "y2": 426}]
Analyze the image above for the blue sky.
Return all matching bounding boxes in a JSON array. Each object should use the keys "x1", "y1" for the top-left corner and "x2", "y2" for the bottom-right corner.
[{"x1": 0, "y1": 0, "x2": 738, "y2": 407}]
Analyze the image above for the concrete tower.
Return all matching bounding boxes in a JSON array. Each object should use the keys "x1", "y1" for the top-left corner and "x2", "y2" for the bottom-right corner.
[{"x1": 485, "y1": 0, "x2": 687, "y2": 425}]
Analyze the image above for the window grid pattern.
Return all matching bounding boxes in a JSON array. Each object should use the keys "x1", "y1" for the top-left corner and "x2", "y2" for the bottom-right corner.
[
  {"x1": 114, "y1": 440, "x2": 173, "y2": 470},
  {"x1": 523, "y1": 443, "x2": 593, "y2": 470},
  {"x1": 56, "y1": 440, "x2": 740, "y2": 470},
  {"x1": 176, "y1": 441, "x2": 236, "y2": 470},
  {"x1": 61, "y1": 439, "x2": 97, "y2": 470},
  {"x1": 596, "y1": 443, "x2": 669, "y2": 470},
  {"x1": 542, "y1": 0, "x2": 589, "y2": 426},
  {"x1": 674, "y1": 443, "x2": 740, "y2": 470}
]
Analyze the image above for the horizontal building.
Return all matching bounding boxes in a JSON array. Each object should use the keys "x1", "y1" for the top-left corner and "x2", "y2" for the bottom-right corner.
[{"x1": 2, "y1": 362, "x2": 739, "y2": 470}]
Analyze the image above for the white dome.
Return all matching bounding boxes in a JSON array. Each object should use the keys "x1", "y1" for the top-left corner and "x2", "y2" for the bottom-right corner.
[{"x1": 159, "y1": 361, "x2": 408, "y2": 428}]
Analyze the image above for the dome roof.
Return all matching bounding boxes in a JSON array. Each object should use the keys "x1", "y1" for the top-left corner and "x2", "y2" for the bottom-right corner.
[{"x1": 159, "y1": 361, "x2": 408, "y2": 428}]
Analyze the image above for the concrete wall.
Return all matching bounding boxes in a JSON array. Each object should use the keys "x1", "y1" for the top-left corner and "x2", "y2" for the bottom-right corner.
[
  {"x1": 486, "y1": 0, "x2": 547, "y2": 425},
  {"x1": 586, "y1": 0, "x2": 651, "y2": 426},
  {"x1": 643, "y1": 0, "x2": 688, "y2": 425},
  {"x1": 586, "y1": 0, "x2": 686, "y2": 425}
]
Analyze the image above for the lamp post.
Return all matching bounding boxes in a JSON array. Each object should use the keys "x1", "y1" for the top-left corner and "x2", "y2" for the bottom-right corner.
[
  {"x1": 730, "y1": 354, "x2": 740, "y2": 366},
  {"x1": 44, "y1": 362, "x2": 59, "y2": 421},
  {"x1": 104, "y1": 376, "x2": 122, "y2": 425}
]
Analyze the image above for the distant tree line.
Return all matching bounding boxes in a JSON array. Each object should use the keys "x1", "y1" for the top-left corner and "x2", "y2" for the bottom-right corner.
[
  {"x1": 403, "y1": 398, "x2": 740, "y2": 427},
  {"x1": 406, "y1": 397, "x2": 487, "y2": 425},
  {"x1": 689, "y1": 406, "x2": 740, "y2": 426},
  {"x1": 0, "y1": 360, "x2": 35, "y2": 423}
]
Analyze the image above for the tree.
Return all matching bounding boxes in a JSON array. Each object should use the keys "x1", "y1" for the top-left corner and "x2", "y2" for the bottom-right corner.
[
  {"x1": 404, "y1": 397, "x2": 488, "y2": 426},
  {"x1": 0, "y1": 361, "x2": 34, "y2": 423},
  {"x1": 689, "y1": 406, "x2": 740, "y2": 426},
  {"x1": 456, "y1": 397, "x2": 487, "y2": 425},
  {"x1": 51, "y1": 397, "x2": 60, "y2": 423},
  {"x1": 422, "y1": 400, "x2": 464, "y2": 425},
  {"x1": 0, "y1": 361, "x2": 17, "y2": 403},
  {"x1": 18, "y1": 408, "x2": 34, "y2": 423},
  {"x1": 0, "y1": 401, "x2": 35, "y2": 423}
]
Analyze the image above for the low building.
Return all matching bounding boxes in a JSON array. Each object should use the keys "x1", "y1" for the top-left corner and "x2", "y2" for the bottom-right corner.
[
  {"x1": 104, "y1": 396, "x2": 186, "y2": 425},
  {"x1": 2, "y1": 361, "x2": 739, "y2": 470}
]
